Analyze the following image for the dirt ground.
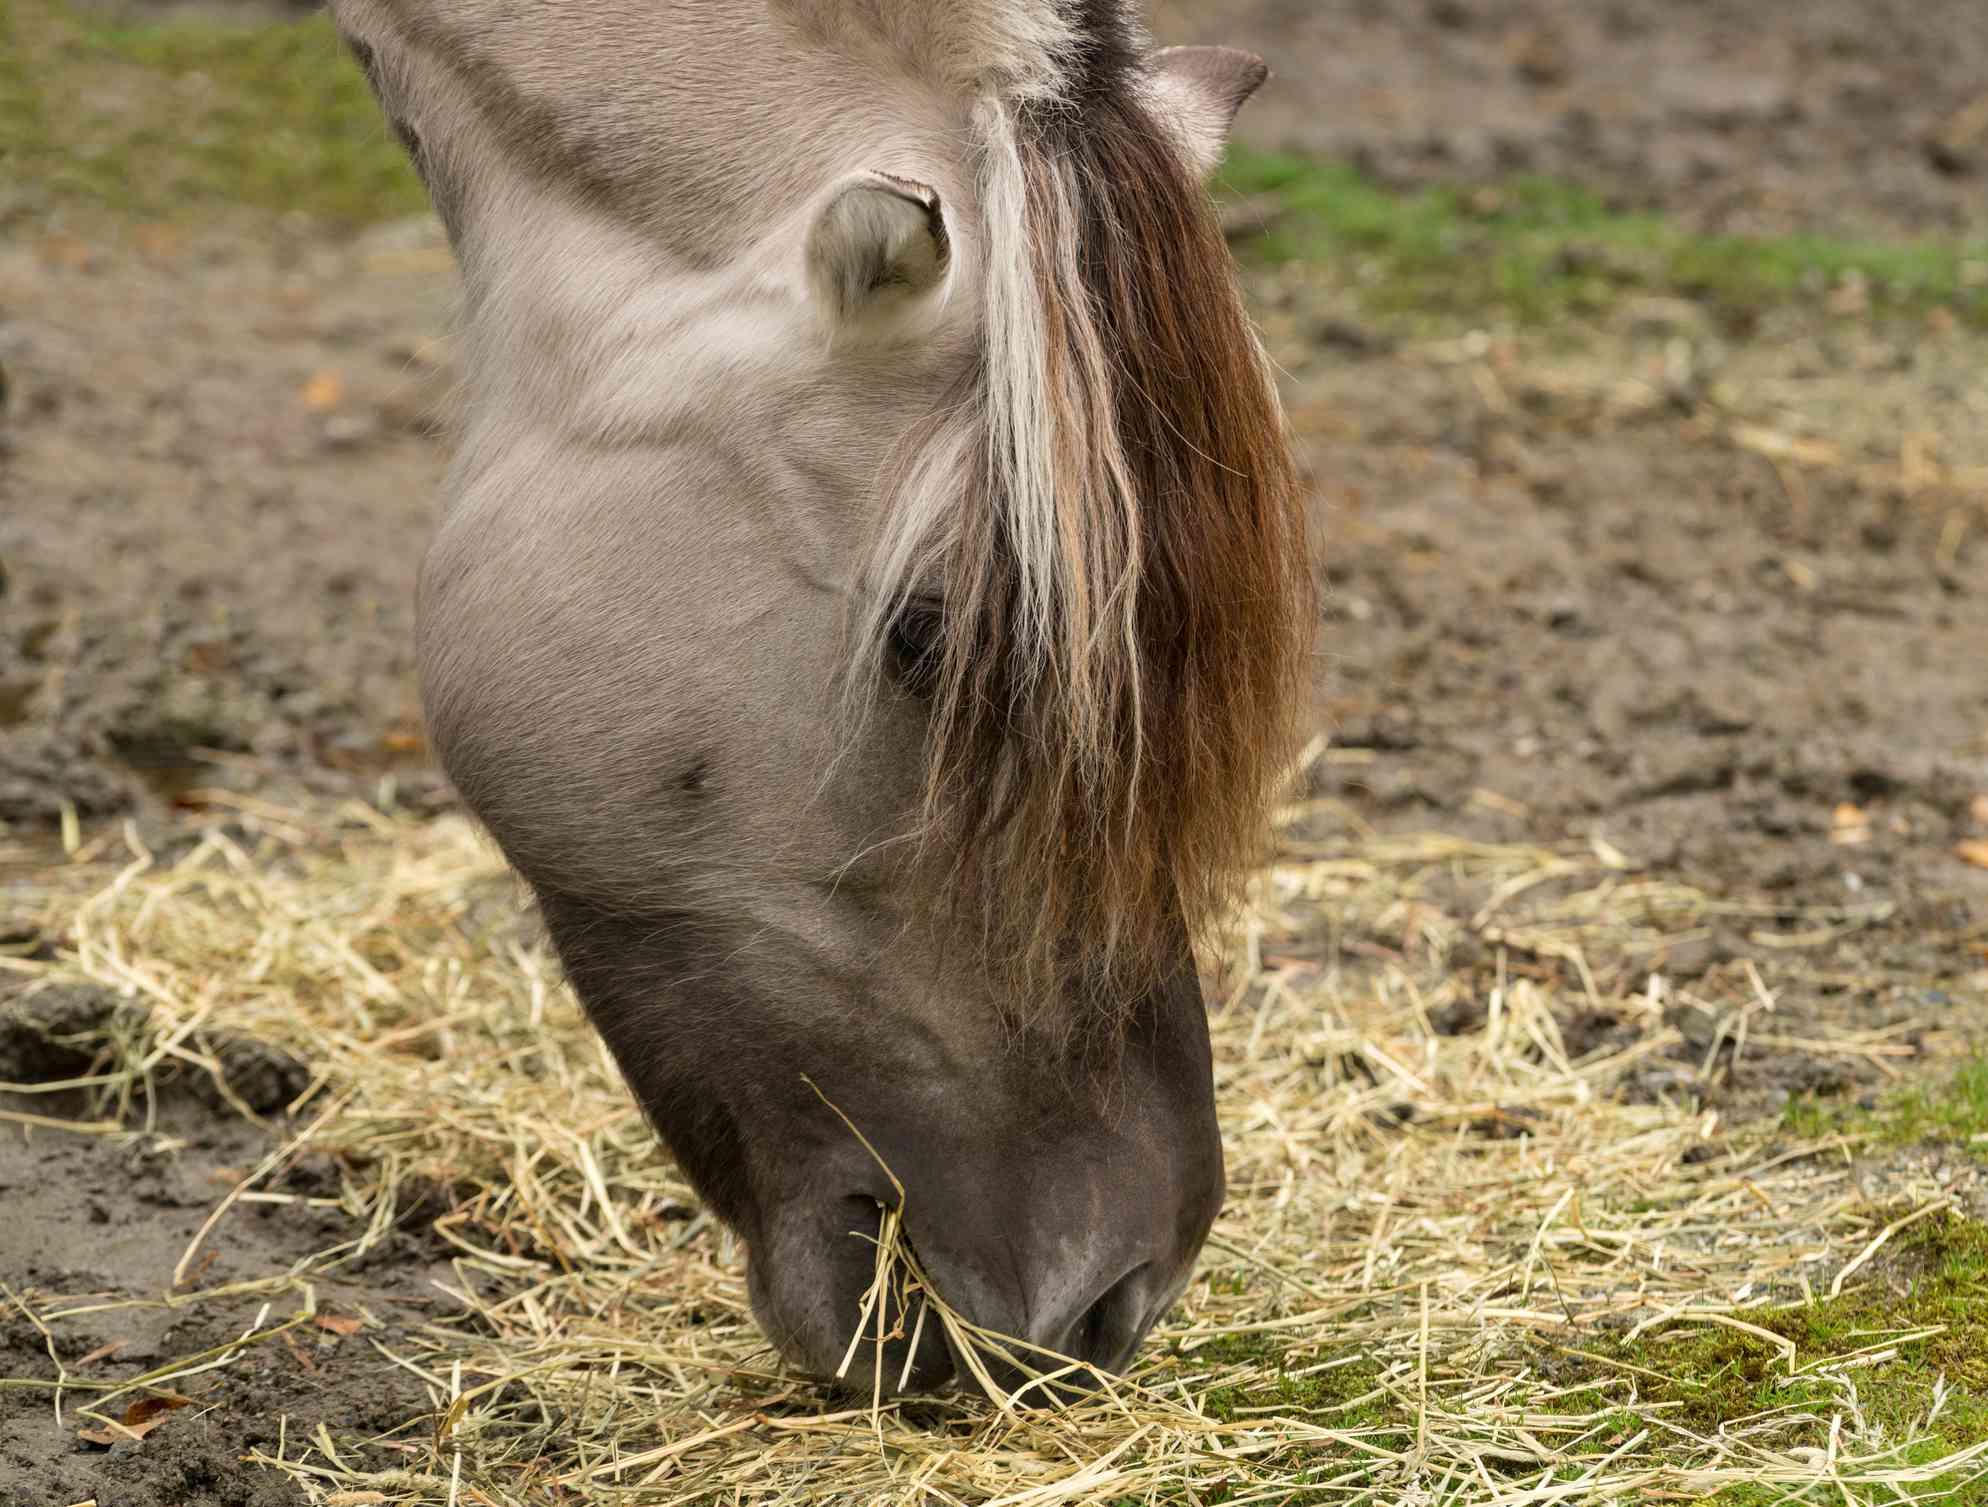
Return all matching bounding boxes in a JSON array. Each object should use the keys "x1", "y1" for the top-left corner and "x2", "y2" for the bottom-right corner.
[
  {"x1": 3, "y1": 2, "x2": 1987, "y2": 1501},
  {"x1": 0, "y1": 990, "x2": 450, "y2": 1503},
  {"x1": 1156, "y1": 0, "x2": 1988, "y2": 242}
]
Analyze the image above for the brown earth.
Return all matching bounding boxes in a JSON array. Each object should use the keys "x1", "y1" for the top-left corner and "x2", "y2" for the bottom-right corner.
[
  {"x1": 3, "y1": 2, "x2": 1987, "y2": 1501},
  {"x1": 0, "y1": 216, "x2": 456, "y2": 835},
  {"x1": 1157, "y1": 0, "x2": 1988, "y2": 241},
  {"x1": 0, "y1": 993, "x2": 453, "y2": 1505}
]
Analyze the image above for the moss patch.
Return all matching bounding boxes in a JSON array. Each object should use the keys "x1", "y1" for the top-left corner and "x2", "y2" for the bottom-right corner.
[
  {"x1": 1178, "y1": 1216, "x2": 1988, "y2": 1502},
  {"x1": 1785, "y1": 1057, "x2": 1988, "y2": 1158},
  {"x1": 1218, "y1": 147, "x2": 1988, "y2": 330},
  {"x1": 4, "y1": 0, "x2": 424, "y2": 227},
  {"x1": 1615, "y1": 1212, "x2": 1988, "y2": 1498},
  {"x1": 1173, "y1": 1331, "x2": 1388, "y2": 1426}
]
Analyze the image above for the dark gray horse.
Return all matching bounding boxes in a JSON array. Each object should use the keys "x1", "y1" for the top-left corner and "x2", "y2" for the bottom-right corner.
[{"x1": 331, "y1": 0, "x2": 1312, "y2": 1392}]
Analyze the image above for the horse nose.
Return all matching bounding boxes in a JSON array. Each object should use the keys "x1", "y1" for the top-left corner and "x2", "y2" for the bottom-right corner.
[
  {"x1": 934, "y1": 1245, "x2": 1179, "y2": 1399},
  {"x1": 1035, "y1": 1260, "x2": 1159, "y2": 1378},
  {"x1": 807, "y1": 1197, "x2": 1181, "y2": 1396}
]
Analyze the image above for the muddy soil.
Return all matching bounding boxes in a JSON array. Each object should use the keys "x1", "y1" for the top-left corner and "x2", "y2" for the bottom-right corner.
[
  {"x1": 0, "y1": 214, "x2": 467, "y2": 1504},
  {"x1": 0, "y1": 998, "x2": 454, "y2": 1504},
  {"x1": 1160, "y1": 0, "x2": 1988, "y2": 241},
  {"x1": 1275, "y1": 279, "x2": 1988, "y2": 907},
  {"x1": 0, "y1": 218, "x2": 457, "y2": 830},
  {"x1": 3, "y1": 3, "x2": 1987, "y2": 1501}
]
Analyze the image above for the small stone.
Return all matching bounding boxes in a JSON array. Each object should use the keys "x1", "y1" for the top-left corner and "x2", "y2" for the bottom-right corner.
[
  {"x1": 1623, "y1": 295, "x2": 1711, "y2": 340},
  {"x1": 321, "y1": 413, "x2": 378, "y2": 450},
  {"x1": 1659, "y1": 930, "x2": 1743, "y2": 981},
  {"x1": 1303, "y1": 315, "x2": 1393, "y2": 357},
  {"x1": 1515, "y1": 30, "x2": 1571, "y2": 88}
]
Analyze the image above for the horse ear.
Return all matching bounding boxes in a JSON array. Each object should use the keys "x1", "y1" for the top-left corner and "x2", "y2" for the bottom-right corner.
[
  {"x1": 805, "y1": 173, "x2": 952, "y2": 330},
  {"x1": 1144, "y1": 46, "x2": 1269, "y2": 178}
]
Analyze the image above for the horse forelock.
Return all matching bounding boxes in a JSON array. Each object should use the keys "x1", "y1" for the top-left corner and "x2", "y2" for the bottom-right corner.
[{"x1": 860, "y1": 15, "x2": 1314, "y2": 1036}]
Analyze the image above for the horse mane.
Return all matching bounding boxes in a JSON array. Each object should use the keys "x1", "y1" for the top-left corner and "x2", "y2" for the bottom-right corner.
[{"x1": 857, "y1": 2, "x2": 1314, "y2": 1033}]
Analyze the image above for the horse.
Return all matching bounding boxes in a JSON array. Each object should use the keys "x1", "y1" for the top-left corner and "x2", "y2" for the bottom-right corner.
[{"x1": 329, "y1": 0, "x2": 1313, "y2": 1393}]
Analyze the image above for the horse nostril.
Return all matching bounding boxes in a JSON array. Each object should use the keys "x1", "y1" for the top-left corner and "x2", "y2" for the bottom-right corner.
[
  {"x1": 1062, "y1": 1262, "x2": 1151, "y2": 1373},
  {"x1": 811, "y1": 1200, "x2": 958, "y2": 1399}
]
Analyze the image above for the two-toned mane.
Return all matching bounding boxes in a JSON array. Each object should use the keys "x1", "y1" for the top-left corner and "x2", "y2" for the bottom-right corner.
[
  {"x1": 856, "y1": 15, "x2": 1309, "y2": 1020},
  {"x1": 333, "y1": 0, "x2": 1313, "y2": 1393}
]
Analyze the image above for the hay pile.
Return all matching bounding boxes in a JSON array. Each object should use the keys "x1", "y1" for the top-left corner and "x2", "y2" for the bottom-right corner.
[{"x1": 5, "y1": 794, "x2": 1985, "y2": 1504}]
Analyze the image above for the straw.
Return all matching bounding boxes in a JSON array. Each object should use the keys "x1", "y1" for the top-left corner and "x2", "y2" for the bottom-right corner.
[{"x1": 3, "y1": 796, "x2": 1983, "y2": 1504}]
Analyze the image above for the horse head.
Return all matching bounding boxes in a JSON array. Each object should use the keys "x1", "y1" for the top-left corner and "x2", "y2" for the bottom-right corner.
[{"x1": 332, "y1": 0, "x2": 1312, "y2": 1392}]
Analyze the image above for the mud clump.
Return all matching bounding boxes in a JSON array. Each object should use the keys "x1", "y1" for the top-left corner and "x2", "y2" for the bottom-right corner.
[
  {"x1": 0, "y1": 984, "x2": 132, "y2": 1084},
  {"x1": 0, "y1": 985, "x2": 308, "y2": 1114},
  {"x1": 190, "y1": 1037, "x2": 313, "y2": 1117}
]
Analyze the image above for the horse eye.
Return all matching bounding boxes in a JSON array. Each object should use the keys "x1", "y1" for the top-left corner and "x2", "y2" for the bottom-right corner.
[{"x1": 885, "y1": 597, "x2": 945, "y2": 698}]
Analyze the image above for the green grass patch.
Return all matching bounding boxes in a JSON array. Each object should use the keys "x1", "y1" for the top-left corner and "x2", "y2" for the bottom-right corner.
[
  {"x1": 1174, "y1": 1217, "x2": 1988, "y2": 1503},
  {"x1": 1785, "y1": 1057, "x2": 1988, "y2": 1156},
  {"x1": 1218, "y1": 146, "x2": 1988, "y2": 330},
  {"x1": 1619, "y1": 1212, "x2": 1988, "y2": 1498},
  {"x1": 1169, "y1": 1330, "x2": 1389, "y2": 1426},
  {"x1": 0, "y1": 4, "x2": 57, "y2": 196},
  {"x1": 5, "y1": 0, "x2": 424, "y2": 226},
  {"x1": 12, "y1": 0, "x2": 1987, "y2": 343}
]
